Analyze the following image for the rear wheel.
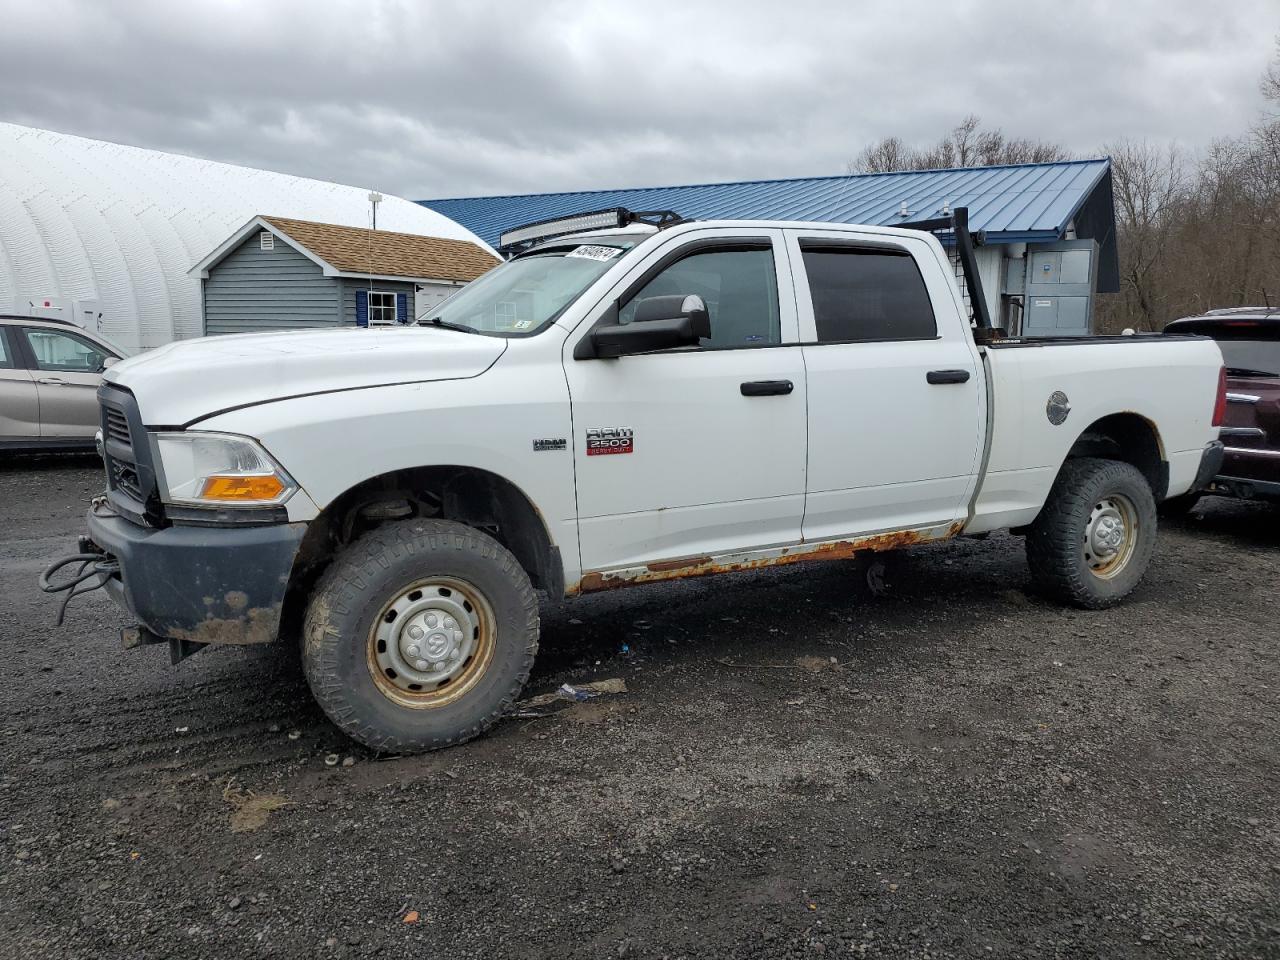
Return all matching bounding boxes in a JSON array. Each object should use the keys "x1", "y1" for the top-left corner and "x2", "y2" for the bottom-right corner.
[
  {"x1": 302, "y1": 519, "x2": 539, "y2": 753},
  {"x1": 1026, "y1": 458, "x2": 1157, "y2": 609}
]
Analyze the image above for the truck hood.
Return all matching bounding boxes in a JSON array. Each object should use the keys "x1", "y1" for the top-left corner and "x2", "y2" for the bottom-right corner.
[{"x1": 106, "y1": 328, "x2": 507, "y2": 426}]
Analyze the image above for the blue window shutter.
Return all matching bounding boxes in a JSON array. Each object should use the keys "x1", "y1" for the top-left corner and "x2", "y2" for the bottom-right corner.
[
  {"x1": 355, "y1": 289, "x2": 368, "y2": 327},
  {"x1": 396, "y1": 292, "x2": 408, "y2": 324}
]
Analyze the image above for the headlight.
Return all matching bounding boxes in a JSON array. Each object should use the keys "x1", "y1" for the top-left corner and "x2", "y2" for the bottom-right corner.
[{"x1": 153, "y1": 432, "x2": 297, "y2": 507}]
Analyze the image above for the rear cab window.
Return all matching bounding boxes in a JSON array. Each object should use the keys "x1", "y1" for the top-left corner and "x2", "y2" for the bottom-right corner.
[
  {"x1": 1214, "y1": 339, "x2": 1280, "y2": 379},
  {"x1": 798, "y1": 242, "x2": 937, "y2": 343}
]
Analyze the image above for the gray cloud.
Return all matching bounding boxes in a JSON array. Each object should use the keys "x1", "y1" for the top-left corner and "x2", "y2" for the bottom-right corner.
[{"x1": 0, "y1": 0, "x2": 1274, "y2": 199}]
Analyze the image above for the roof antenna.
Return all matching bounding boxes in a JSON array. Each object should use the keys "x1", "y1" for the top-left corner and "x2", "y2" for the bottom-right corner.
[
  {"x1": 365, "y1": 191, "x2": 383, "y2": 330},
  {"x1": 1263, "y1": 286, "x2": 1271, "y2": 309}
]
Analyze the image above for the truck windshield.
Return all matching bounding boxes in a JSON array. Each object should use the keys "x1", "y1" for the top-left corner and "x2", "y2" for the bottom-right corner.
[
  {"x1": 421, "y1": 239, "x2": 638, "y2": 336},
  {"x1": 1217, "y1": 339, "x2": 1280, "y2": 378}
]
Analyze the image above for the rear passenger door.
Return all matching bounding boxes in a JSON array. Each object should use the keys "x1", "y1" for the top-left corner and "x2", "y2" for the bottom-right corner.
[
  {"x1": 785, "y1": 230, "x2": 984, "y2": 541},
  {"x1": 0, "y1": 327, "x2": 41, "y2": 443}
]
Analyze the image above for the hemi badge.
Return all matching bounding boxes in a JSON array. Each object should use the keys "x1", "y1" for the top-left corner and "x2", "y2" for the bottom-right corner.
[{"x1": 533, "y1": 438, "x2": 567, "y2": 452}]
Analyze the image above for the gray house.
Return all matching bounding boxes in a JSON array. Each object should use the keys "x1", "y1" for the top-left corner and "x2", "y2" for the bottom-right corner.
[{"x1": 190, "y1": 215, "x2": 499, "y2": 336}]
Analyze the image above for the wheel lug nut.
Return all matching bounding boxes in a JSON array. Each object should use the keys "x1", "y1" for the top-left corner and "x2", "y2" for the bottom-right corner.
[
  {"x1": 426, "y1": 614, "x2": 438, "y2": 628},
  {"x1": 432, "y1": 660, "x2": 446, "y2": 672},
  {"x1": 449, "y1": 650, "x2": 460, "y2": 661},
  {"x1": 407, "y1": 644, "x2": 420, "y2": 657},
  {"x1": 445, "y1": 618, "x2": 456, "y2": 629},
  {"x1": 415, "y1": 659, "x2": 430, "y2": 671},
  {"x1": 408, "y1": 625, "x2": 424, "y2": 640}
]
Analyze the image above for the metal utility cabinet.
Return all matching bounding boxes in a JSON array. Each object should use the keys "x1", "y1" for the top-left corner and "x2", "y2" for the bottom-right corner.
[{"x1": 1016, "y1": 239, "x2": 1098, "y2": 337}]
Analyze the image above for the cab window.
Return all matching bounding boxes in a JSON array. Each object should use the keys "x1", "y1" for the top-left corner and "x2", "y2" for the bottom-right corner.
[
  {"x1": 619, "y1": 245, "x2": 781, "y2": 349},
  {"x1": 800, "y1": 244, "x2": 937, "y2": 342}
]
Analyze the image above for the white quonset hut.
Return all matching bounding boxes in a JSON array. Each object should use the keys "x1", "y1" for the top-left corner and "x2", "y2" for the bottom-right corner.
[{"x1": 0, "y1": 122, "x2": 489, "y2": 351}]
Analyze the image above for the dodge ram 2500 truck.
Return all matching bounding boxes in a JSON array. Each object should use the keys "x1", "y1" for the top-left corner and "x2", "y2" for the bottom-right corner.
[{"x1": 45, "y1": 207, "x2": 1227, "y2": 753}]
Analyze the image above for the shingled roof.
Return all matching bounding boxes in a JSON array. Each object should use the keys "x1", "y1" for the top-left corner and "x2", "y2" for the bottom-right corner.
[
  {"x1": 191, "y1": 214, "x2": 499, "y2": 284},
  {"x1": 261, "y1": 215, "x2": 498, "y2": 282}
]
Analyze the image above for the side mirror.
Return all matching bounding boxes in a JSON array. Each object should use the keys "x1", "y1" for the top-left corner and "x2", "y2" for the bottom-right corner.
[
  {"x1": 102, "y1": 356, "x2": 118, "y2": 370},
  {"x1": 588, "y1": 294, "x2": 710, "y2": 359}
]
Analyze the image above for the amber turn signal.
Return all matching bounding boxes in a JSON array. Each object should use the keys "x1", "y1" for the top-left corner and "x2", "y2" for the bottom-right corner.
[{"x1": 198, "y1": 474, "x2": 288, "y2": 502}]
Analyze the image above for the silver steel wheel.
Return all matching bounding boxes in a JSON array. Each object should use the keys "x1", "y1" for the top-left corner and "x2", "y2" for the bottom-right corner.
[
  {"x1": 1082, "y1": 493, "x2": 1138, "y2": 579},
  {"x1": 367, "y1": 577, "x2": 496, "y2": 709}
]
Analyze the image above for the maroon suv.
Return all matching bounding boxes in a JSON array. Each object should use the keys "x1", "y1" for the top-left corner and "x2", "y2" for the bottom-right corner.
[{"x1": 1164, "y1": 308, "x2": 1280, "y2": 508}]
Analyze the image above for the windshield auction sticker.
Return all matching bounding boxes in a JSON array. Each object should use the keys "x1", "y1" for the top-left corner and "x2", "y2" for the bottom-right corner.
[{"x1": 566, "y1": 245, "x2": 622, "y2": 262}]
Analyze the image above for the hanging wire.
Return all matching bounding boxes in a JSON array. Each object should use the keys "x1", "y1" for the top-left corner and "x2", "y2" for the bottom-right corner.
[{"x1": 39, "y1": 553, "x2": 121, "y2": 626}]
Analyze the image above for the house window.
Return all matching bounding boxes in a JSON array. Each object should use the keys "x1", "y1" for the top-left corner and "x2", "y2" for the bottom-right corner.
[{"x1": 368, "y1": 291, "x2": 397, "y2": 325}]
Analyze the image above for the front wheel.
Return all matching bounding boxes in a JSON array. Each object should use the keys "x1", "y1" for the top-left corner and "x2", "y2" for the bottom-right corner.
[
  {"x1": 1026, "y1": 458, "x2": 1157, "y2": 609},
  {"x1": 302, "y1": 519, "x2": 539, "y2": 753}
]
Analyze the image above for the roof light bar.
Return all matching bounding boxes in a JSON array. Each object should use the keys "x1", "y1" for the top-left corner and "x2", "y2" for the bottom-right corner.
[
  {"x1": 498, "y1": 207, "x2": 686, "y2": 254},
  {"x1": 499, "y1": 208, "x2": 629, "y2": 251}
]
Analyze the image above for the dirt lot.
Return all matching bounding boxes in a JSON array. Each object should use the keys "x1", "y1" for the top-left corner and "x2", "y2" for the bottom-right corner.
[{"x1": 1, "y1": 455, "x2": 1278, "y2": 960}]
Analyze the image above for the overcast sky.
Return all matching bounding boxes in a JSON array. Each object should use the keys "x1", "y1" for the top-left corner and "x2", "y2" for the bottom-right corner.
[{"x1": 1, "y1": 0, "x2": 1276, "y2": 200}]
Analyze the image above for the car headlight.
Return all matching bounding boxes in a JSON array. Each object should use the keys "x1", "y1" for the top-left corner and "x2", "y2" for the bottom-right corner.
[{"x1": 153, "y1": 432, "x2": 297, "y2": 507}]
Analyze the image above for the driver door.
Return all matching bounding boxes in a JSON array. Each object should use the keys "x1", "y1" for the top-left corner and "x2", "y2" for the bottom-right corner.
[{"x1": 563, "y1": 229, "x2": 808, "y2": 574}]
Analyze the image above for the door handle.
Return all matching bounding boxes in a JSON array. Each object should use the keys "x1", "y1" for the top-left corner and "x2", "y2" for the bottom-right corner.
[
  {"x1": 926, "y1": 369, "x2": 971, "y2": 385},
  {"x1": 740, "y1": 379, "x2": 794, "y2": 397},
  {"x1": 37, "y1": 377, "x2": 67, "y2": 386}
]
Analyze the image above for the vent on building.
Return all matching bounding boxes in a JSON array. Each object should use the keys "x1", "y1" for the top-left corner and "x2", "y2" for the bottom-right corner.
[{"x1": 259, "y1": 231, "x2": 274, "y2": 250}]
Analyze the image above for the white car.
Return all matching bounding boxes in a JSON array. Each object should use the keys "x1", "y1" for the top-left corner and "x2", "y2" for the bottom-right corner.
[{"x1": 49, "y1": 208, "x2": 1226, "y2": 752}]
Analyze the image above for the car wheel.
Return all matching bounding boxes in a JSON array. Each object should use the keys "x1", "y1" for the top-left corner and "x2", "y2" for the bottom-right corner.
[
  {"x1": 1026, "y1": 457, "x2": 1157, "y2": 609},
  {"x1": 302, "y1": 519, "x2": 539, "y2": 753}
]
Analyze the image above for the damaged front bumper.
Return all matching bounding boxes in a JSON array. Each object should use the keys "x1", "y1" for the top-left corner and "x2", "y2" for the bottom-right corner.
[{"x1": 71, "y1": 500, "x2": 307, "y2": 660}]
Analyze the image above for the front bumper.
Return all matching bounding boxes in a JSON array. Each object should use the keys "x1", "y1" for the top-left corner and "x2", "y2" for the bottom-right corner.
[{"x1": 85, "y1": 504, "x2": 307, "y2": 647}]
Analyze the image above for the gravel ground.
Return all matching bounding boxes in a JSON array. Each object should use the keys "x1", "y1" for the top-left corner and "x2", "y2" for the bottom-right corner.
[{"x1": 1, "y1": 454, "x2": 1278, "y2": 960}]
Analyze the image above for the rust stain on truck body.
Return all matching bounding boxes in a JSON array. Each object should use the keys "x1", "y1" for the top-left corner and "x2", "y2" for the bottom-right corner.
[{"x1": 573, "y1": 523, "x2": 962, "y2": 595}]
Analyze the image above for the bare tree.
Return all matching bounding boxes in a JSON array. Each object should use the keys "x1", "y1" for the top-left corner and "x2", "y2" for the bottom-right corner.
[
  {"x1": 1102, "y1": 139, "x2": 1184, "y2": 329},
  {"x1": 848, "y1": 136, "x2": 911, "y2": 174},
  {"x1": 847, "y1": 50, "x2": 1280, "y2": 332},
  {"x1": 1263, "y1": 36, "x2": 1280, "y2": 109},
  {"x1": 850, "y1": 115, "x2": 1071, "y2": 173}
]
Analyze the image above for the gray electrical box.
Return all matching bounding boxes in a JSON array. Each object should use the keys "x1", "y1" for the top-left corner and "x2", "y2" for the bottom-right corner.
[{"x1": 1019, "y1": 239, "x2": 1098, "y2": 337}]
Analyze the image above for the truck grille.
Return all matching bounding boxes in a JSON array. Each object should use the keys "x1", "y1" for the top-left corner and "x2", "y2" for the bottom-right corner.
[
  {"x1": 104, "y1": 406, "x2": 132, "y2": 447},
  {"x1": 99, "y1": 384, "x2": 160, "y2": 526}
]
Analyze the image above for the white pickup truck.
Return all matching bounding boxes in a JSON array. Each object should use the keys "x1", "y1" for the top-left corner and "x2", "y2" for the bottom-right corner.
[{"x1": 47, "y1": 207, "x2": 1226, "y2": 753}]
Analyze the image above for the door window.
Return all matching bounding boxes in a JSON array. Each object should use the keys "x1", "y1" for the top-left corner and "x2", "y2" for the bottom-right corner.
[
  {"x1": 619, "y1": 246, "x2": 781, "y2": 349},
  {"x1": 0, "y1": 329, "x2": 14, "y2": 369},
  {"x1": 801, "y1": 245, "x2": 936, "y2": 342},
  {"x1": 23, "y1": 328, "x2": 109, "y2": 372}
]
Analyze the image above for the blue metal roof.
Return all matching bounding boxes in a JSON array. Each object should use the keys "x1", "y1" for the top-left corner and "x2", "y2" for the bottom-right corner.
[{"x1": 419, "y1": 159, "x2": 1112, "y2": 250}]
